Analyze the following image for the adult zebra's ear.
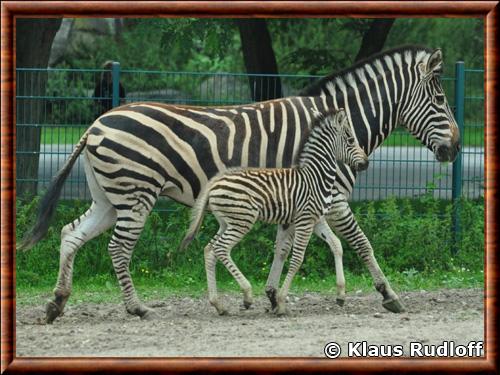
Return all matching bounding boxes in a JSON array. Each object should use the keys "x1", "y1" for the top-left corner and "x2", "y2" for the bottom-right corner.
[{"x1": 427, "y1": 49, "x2": 443, "y2": 73}]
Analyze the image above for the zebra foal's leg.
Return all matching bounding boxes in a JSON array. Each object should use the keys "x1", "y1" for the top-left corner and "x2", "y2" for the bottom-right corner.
[
  {"x1": 265, "y1": 224, "x2": 295, "y2": 309},
  {"x1": 209, "y1": 224, "x2": 254, "y2": 314},
  {"x1": 46, "y1": 200, "x2": 116, "y2": 323},
  {"x1": 108, "y1": 209, "x2": 157, "y2": 320},
  {"x1": 327, "y1": 199, "x2": 405, "y2": 313},
  {"x1": 204, "y1": 228, "x2": 228, "y2": 315},
  {"x1": 275, "y1": 222, "x2": 314, "y2": 316},
  {"x1": 314, "y1": 217, "x2": 346, "y2": 306}
]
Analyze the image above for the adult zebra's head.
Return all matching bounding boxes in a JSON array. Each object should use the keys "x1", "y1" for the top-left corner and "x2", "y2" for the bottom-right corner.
[{"x1": 399, "y1": 49, "x2": 460, "y2": 162}]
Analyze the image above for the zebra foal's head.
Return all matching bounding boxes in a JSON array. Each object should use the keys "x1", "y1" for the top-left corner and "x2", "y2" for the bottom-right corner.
[
  {"x1": 399, "y1": 48, "x2": 460, "y2": 162},
  {"x1": 312, "y1": 109, "x2": 369, "y2": 172},
  {"x1": 331, "y1": 109, "x2": 369, "y2": 172}
]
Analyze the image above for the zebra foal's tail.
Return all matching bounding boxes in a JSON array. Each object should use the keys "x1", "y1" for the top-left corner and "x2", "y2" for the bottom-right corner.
[
  {"x1": 179, "y1": 177, "x2": 219, "y2": 251},
  {"x1": 17, "y1": 131, "x2": 90, "y2": 251}
]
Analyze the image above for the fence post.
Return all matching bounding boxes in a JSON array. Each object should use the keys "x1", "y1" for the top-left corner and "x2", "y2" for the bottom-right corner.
[
  {"x1": 111, "y1": 61, "x2": 121, "y2": 108},
  {"x1": 451, "y1": 61, "x2": 465, "y2": 254}
]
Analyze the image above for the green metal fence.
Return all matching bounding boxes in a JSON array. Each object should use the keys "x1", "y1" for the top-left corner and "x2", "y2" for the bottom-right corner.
[{"x1": 16, "y1": 64, "x2": 484, "y2": 205}]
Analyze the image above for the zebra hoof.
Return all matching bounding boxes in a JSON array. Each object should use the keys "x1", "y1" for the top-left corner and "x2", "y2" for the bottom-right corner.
[
  {"x1": 218, "y1": 309, "x2": 229, "y2": 316},
  {"x1": 45, "y1": 300, "x2": 62, "y2": 324},
  {"x1": 274, "y1": 305, "x2": 290, "y2": 317},
  {"x1": 382, "y1": 298, "x2": 405, "y2": 313},
  {"x1": 265, "y1": 287, "x2": 278, "y2": 310},
  {"x1": 336, "y1": 298, "x2": 345, "y2": 307},
  {"x1": 243, "y1": 300, "x2": 253, "y2": 310},
  {"x1": 139, "y1": 307, "x2": 158, "y2": 321}
]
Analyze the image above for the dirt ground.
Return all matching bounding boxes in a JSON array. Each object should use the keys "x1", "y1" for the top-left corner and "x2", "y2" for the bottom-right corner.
[{"x1": 16, "y1": 288, "x2": 483, "y2": 357}]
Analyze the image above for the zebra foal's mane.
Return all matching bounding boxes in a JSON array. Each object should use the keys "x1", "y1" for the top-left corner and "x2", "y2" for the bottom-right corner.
[{"x1": 297, "y1": 108, "x2": 340, "y2": 168}]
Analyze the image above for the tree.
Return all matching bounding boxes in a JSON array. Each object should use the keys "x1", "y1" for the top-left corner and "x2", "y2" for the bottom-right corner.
[
  {"x1": 236, "y1": 19, "x2": 282, "y2": 101},
  {"x1": 354, "y1": 19, "x2": 395, "y2": 62},
  {"x1": 16, "y1": 19, "x2": 62, "y2": 197}
]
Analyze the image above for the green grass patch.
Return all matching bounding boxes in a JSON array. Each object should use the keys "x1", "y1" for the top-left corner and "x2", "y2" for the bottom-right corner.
[
  {"x1": 16, "y1": 268, "x2": 483, "y2": 307},
  {"x1": 41, "y1": 126, "x2": 86, "y2": 145},
  {"x1": 16, "y1": 195, "x2": 484, "y2": 300}
]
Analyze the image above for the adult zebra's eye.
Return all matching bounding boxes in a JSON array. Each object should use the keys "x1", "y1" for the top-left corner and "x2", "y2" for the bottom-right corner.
[
  {"x1": 347, "y1": 137, "x2": 355, "y2": 145},
  {"x1": 435, "y1": 94, "x2": 445, "y2": 106}
]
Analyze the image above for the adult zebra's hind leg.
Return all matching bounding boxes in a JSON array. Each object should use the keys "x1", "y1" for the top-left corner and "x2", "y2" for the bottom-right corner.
[
  {"x1": 327, "y1": 199, "x2": 405, "y2": 313},
  {"x1": 46, "y1": 200, "x2": 117, "y2": 323},
  {"x1": 108, "y1": 210, "x2": 156, "y2": 320}
]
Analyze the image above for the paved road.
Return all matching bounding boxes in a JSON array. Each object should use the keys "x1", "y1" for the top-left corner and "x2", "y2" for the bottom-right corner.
[{"x1": 34, "y1": 145, "x2": 484, "y2": 201}]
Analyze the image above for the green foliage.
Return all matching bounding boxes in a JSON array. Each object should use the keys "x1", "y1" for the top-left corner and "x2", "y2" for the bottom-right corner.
[
  {"x1": 44, "y1": 70, "x2": 96, "y2": 125},
  {"x1": 386, "y1": 18, "x2": 484, "y2": 72},
  {"x1": 16, "y1": 196, "x2": 484, "y2": 292},
  {"x1": 58, "y1": 18, "x2": 483, "y2": 74},
  {"x1": 70, "y1": 19, "x2": 244, "y2": 73}
]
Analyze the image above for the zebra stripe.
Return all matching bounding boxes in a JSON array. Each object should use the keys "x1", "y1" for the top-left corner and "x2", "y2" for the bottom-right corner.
[{"x1": 181, "y1": 109, "x2": 368, "y2": 315}]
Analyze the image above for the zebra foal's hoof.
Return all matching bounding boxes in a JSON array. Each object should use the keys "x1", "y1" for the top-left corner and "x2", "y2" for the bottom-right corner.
[
  {"x1": 140, "y1": 308, "x2": 158, "y2": 321},
  {"x1": 265, "y1": 287, "x2": 278, "y2": 310},
  {"x1": 382, "y1": 298, "x2": 405, "y2": 313},
  {"x1": 218, "y1": 309, "x2": 229, "y2": 316},
  {"x1": 336, "y1": 297, "x2": 345, "y2": 307},
  {"x1": 274, "y1": 305, "x2": 291, "y2": 317}
]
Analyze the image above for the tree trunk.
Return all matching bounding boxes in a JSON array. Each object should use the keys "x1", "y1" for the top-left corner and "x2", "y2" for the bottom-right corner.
[
  {"x1": 354, "y1": 19, "x2": 395, "y2": 62},
  {"x1": 16, "y1": 18, "x2": 62, "y2": 198},
  {"x1": 236, "y1": 19, "x2": 282, "y2": 101}
]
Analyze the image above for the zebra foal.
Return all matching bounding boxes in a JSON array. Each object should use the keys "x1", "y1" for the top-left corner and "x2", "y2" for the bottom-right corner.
[{"x1": 181, "y1": 109, "x2": 368, "y2": 315}]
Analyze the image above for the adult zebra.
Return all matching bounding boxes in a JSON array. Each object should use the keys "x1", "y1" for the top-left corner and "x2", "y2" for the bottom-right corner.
[{"x1": 18, "y1": 45, "x2": 459, "y2": 322}]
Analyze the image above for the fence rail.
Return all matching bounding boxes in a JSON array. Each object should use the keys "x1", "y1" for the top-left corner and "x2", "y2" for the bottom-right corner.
[{"x1": 16, "y1": 64, "x2": 484, "y2": 205}]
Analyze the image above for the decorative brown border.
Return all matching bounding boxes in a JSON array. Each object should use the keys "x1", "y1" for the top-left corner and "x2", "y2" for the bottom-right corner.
[{"x1": 1, "y1": 1, "x2": 498, "y2": 374}]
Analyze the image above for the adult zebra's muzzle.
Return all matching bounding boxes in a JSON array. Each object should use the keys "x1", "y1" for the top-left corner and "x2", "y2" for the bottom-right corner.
[{"x1": 436, "y1": 142, "x2": 460, "y2": 163}]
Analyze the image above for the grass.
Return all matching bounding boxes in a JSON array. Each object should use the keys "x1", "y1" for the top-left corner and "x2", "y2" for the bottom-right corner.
[
  {"x1": 41, "y1": 126, "x2": 86, "y2": 145},
  {"x1": 16, "y1": 267, "x2": 484, "y2": 307}
]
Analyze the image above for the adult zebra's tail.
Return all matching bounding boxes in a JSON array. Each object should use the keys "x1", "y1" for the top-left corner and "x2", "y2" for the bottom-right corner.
[
  {"x1": 17, "y1": 131, "x2": 90, "y2": 251},
  {"x1": 179, "y1": 178, "x2": 216, "y2": 251}
]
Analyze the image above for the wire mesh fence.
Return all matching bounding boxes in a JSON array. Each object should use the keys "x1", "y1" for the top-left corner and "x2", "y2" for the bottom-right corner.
[{"x1": 15, "y1": 64, "x2": 484, "y2": 204}]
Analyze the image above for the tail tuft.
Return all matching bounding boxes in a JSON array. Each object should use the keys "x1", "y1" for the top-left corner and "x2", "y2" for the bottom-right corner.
[{"x1": 17, "y1": 131, "x2": 89, "y2": 251}]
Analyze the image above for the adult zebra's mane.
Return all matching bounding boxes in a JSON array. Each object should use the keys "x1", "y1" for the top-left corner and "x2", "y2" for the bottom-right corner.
[{"x1": 299, "y1": 44, "x2": 434, "y2": 96}]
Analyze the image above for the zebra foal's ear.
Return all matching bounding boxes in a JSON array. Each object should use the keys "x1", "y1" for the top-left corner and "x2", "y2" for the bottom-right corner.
[
  {"x1": 335, "y1": 109, "x2": 349, "y2": 128},
  {"x1": 427, "y1": 49, "x2": 443, "y2": 73}
]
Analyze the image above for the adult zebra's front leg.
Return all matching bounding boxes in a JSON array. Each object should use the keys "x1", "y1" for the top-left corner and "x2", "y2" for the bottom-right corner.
[
  {"x1": 326, "y1": 198, "x2": 405, "y2": 313},
  {"x1": 108, "y1": 209, "x2": 157, "y2": 320}
]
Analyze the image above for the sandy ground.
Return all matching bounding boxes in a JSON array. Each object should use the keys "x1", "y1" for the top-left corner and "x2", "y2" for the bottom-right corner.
[{"x1": 16, "y1": 288, "x2": 483, "y2": 357}]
